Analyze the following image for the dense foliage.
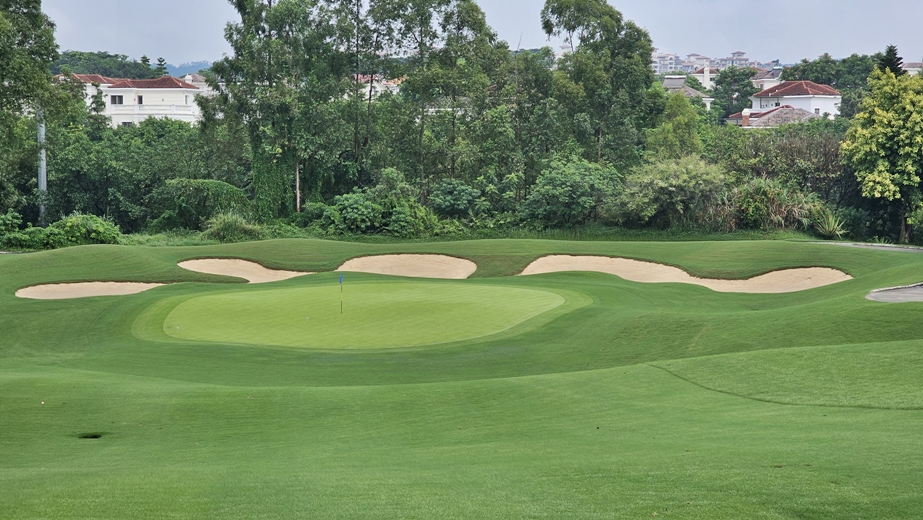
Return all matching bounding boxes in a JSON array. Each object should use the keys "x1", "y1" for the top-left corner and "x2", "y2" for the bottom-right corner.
[{"x1": 2, "y1": 1, "x2": 923, "y2": 247}]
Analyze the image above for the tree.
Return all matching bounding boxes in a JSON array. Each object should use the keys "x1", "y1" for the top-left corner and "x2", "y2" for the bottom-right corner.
[
  {"x1": 644, "y1": 93, "x2": 702, "y2": 160},
  {"x1": 878, "y1": 45, "x2": 906, "y2": 76},
  {"x1": 522, "y1": 159, "x2": 618, "y2": 227},
  {"x1": 50, "y1": 51, "x2": 157, "y2": 79},
  {"x1": 210, "y1": 0, "x2": 348, "y2": 218},
  {"x1": 842, "y1": 68, "x2": 923, "y2": 242},
  {"x1": 712, "y1": 66, "x2": 758, "y2": 119},
  {"x1": 541, "y1": 0, "x2": 657, "y2": 167},
  {"x1": 154, "y1": 57, "x2": 168, "y2": 77}
]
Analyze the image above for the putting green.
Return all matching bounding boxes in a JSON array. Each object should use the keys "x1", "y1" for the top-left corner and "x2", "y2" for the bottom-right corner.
[{"x1": 161, "y1": 281, "x2": 566, "y2": 349}]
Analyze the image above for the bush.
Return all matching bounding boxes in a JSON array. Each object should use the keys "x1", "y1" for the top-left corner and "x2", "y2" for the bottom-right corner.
[
  {"x1": 734, "y1": 177, "x2": 819, "y2": 230},
  {"x1": 813, "y1": 209, "x2": 848, "y2": 239},
  {"x1": 429, "y1": 179, "x2": 480, "y2": 218},
  {"x1": 47, "y1": 213, "x2": 123, "y2": 247},
  {"x1": 149, "y1": 178, "x2": 252, "y2": 231},
  {"x1": 522, "y1": 160, "x2": 619, "y2": 228},
  {"x1": 325, "y1": 191, "x2": 384, "y2": 234},
  {"x1": 289, "y1": 202, "x2": 328, "y2": 228},
  {"x1": 614, "y1": 156, "x2": 730, "y2": 229},
  {"x1": 0, "y1": 209, "x2": 22, "y2": 235},
  {"x1": 200, "y1": 212, "x2": 265, "y2": 243}
]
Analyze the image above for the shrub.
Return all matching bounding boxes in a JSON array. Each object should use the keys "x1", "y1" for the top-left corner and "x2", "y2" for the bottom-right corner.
[
  {"x1": 46, "y1": 213, "x2": 123, "y2": 247},
  {"x1": 149, "y1": 178, "x2": 252, "y2": 231},
  {"x1": 522, "y1": 160, "x2": 619, "y2": 228},
  {"x1": 0, "y1": 209, "x2": 22, "y2": 235},
  {"x1": 814, "y1": 210, "x2": 848, "y2": 239},
  {"x1": 325, "y1": 191, "x2": 384, "y2": 234},
  {"x1": 200, "y1": 212, "x2": 265, "y2": 243},
  {"x1": 429, "y1": 179, "x2": 480, "y2": 218},
  {"x1": 614, "y1": 156, "x2": 729, "y2": 229},
  {"x1": 386, "y1": 202, "x2": 438, "y2": 237},
  {"x1": 734, "y1": 177, "x2": 820, "y2": 230}
]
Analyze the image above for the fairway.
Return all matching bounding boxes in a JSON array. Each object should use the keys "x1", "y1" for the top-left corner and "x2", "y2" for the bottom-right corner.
[
  {"x1": 3, "y1": 238, "x2": 923, "y2": 518},
  {"x1": 159, "y1": 281, "x2": 566, "y2": 349}
]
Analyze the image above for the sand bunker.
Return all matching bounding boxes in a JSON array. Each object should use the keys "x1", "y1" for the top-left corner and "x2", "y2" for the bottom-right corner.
[
  {"x1": 16, "y1": 282, "x2": 164, "y2": 300},
  {"x1": 337, "y1": 254, "x2": 477, "y2": 279},
  {"x1": 520, "y1": 255, "x2": 851, "y2": 293},
  {"x1": 866, "y1": 283, "x2": 923, "y2": 302},
  {"x1": 178, "y1": 259, "x2": 311, "y2": 284}
]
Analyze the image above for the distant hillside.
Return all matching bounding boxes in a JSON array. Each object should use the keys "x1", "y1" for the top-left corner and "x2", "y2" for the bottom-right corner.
[{"x1": 167, "y1": 61, "x2": 213, "y2": 77}]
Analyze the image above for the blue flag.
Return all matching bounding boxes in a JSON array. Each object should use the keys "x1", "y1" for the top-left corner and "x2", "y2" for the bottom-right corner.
[{"x1": 339, "y1": 274, "x2": 344, "y2": 285}]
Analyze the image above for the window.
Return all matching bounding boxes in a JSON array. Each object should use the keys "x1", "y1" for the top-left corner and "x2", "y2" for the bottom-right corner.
[
  {"x1": 815, "y1": 108, "x2": 820, "y2": 115},
  {"x1": 185, "y1": 95, "x2": 189, "y2": 105},
  {"x1": 137, "y1": 95, "x2": 143, "y2": 105},
  {"x1": 110, "y1": 95, "x2": 123, "y2": 105},
  {"x1": 121, "y1": 122, "x2": 133, "y2": 127}
]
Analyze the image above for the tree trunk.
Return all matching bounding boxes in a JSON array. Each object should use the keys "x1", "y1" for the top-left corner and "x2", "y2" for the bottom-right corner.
[{"x1": 901, "y1": 214, "x2": 910, "y2": 243}]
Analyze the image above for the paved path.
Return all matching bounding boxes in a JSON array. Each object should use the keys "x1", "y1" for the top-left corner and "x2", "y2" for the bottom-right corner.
[
  {"x1": 867, "y1": 285, "x2": 923, "y2": 302},
  {"x1": 820, "y1": 242, "x2": 923, "y2": 253}
]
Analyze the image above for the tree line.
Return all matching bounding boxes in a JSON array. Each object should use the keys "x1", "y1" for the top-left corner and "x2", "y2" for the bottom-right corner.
[{"x1": 2, "y1": 0, "x2": 923, "y2": 247}]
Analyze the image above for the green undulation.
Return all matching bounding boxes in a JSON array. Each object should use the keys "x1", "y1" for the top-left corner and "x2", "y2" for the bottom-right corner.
[{"x1": 161, "y1": 282, "x2": 566, "y2": 349}]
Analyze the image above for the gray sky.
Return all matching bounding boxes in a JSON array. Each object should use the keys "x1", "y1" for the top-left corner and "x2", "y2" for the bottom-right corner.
[{"x1": 44, "y1": 0, "x2": 923, "y2": 66}]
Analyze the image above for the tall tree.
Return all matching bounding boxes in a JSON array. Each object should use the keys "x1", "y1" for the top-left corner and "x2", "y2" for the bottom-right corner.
[
  {"x1": 878, "y1": 45, "x2": 906, "y2": 76},
  {"x1": 842, "y1": 68, "x2": 923, "y2": 242},
  {"x1": 712, "y1": 66, "x2": 758, "y2": 119},
  {"x1": 154, "y1": 57, "x2": 168, "y2": 77},
  {"x1": 644, "y1": 93, "x2": 702, "y2": 160},
  {"x1": 210, "y1": 0, "x2": 348, "y2": 218},
  {"x1": 0, "y1": 0, "x2": 58, "y2": 213},
  {"x1": 541, "y1": 0, "x2": 657, "y2": 167}
]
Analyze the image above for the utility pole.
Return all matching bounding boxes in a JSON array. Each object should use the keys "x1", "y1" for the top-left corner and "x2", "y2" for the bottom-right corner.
[{"x1": 37, "y1": 108, "x2": 47, "y2": 227}]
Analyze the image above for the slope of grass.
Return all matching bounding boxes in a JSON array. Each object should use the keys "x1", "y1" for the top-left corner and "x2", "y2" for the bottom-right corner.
[{"x1": 2, "y1": 238, "x2": 923, "y2": 518}]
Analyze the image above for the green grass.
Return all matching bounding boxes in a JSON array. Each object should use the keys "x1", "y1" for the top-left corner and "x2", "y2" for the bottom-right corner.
[
  {"x1": 154, "y1": 279, "x2": 567, "y2": 349},
  {"x1": 2, "y1": 238, "x2": 923, "y2": 518}
]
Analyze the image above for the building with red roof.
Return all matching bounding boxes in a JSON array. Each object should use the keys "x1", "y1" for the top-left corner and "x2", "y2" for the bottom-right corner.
[
  {"x1": 69, "y1": 74, "x2": 204, "y2": 127},
  {"x1": 750, "y1": 80, "x2": 842, "y2": 118}
]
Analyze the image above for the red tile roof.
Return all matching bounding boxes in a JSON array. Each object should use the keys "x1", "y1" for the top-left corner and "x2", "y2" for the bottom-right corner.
[
  {"x1": 72, "y1": 74, "x2": 199, "y2": 90},
  {"x1": 693, "y1": 67, "x2": 720, "y2": 75},
  {"x1": 72, "y1": 73, "x2": 122, "y2": 84},
  {"x1": 754, "y1": 80, "x2": 840, "y2": 98},
  {"x1": 107, "y1": 77, "x2": 200, "y2": 89},
  {"x1": 726, "y1": 105, "x2": 794, "y2": 120}
]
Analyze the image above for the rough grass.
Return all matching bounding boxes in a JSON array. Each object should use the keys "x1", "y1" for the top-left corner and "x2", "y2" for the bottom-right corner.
[{"x1": 2, "y1": 238, "x2": 923, "y2": 518}]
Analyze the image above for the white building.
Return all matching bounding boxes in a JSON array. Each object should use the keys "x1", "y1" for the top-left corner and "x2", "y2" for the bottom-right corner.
[
  {"x1": 350, "y1": 75, "x2": 404, "y2": 99},
  {"x1": 73, "y1": 74, "x2": 203, "y2": 127},
  {"x1": 751, "y1": 68, "x2": 784, "y2": 91},
  {"x1": 691, "y1": 67, "x2": 719, "y2": 90},
  {"x1": 750, "y1": 80, "x2": 841, "y2": 118}
]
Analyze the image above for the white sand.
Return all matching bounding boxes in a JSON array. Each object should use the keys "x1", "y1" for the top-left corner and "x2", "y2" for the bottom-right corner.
[
  {"x1": 178, "y1": 259, "x2": 311, "y2": 283},
  {"x1": 519, "y1": 255, "x2": 851, "y2": 293},
  {"x1": 16, "y1": 282, "x2": 164, "y2": 300},
  {"x1": 337, "y1": 254, "x2": 477, "y2": 279}
]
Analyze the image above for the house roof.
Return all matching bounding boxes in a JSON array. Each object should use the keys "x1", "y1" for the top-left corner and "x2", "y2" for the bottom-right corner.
[
  {"x1": 903, "y1": 62, "x2": 923, "y2": 69},
  {"x1": 754, "y1": 80, "x2": 840, "y2": 98},
  {"x1": 72, "y1": 73, "x2": 121, "y2": 84},
  {"x1": 693, "y1": 67, "x2": 720, "y2": 75},
  {"x1": 726, "y1": 105, "x2": 819, "y2": 127},
  {"x1": 662, "y1": 76, "x2": 687, "y2": 89},
  {"x1": 752, "y1": 69, "x2": 783, "y2": 81},
  {"x1": 107, "y1": 77, "x2": 200, "y2": 89}
]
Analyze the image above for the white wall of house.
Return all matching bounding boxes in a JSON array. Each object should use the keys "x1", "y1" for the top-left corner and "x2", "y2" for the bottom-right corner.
[
  {"x1": 105, "y1": 87, "x2": 200, "y2": 126},
  {"x1": 752, "y1": 95, "x2": 841, "y2": 118},
  {"x1": 753, "y1": 77, "x2": 783, "y2": 91}
]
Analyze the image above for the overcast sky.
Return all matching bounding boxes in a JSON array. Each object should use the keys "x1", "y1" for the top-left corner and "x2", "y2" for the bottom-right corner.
[{"x1": 44, "y1": 0, "x2": 923, "y2": 66}]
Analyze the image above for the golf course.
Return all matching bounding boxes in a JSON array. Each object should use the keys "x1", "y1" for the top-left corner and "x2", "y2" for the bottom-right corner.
[{"x1": 2, "y1": 238, "x2": 923, "y2": 518}]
